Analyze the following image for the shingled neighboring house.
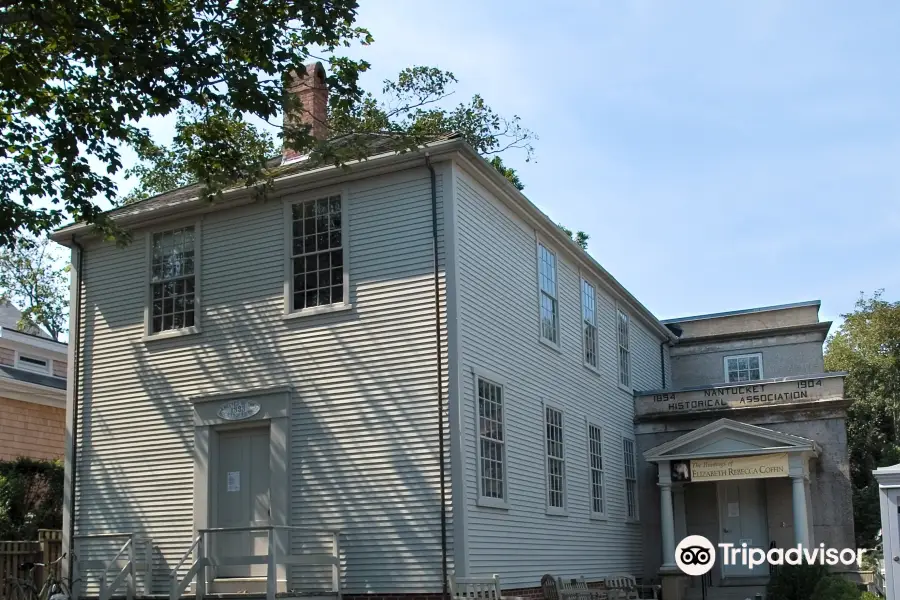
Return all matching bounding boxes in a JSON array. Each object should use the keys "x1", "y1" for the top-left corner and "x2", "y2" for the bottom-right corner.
[{"x1": 0, "y1": 301, "x2": 67, "y2": 460}]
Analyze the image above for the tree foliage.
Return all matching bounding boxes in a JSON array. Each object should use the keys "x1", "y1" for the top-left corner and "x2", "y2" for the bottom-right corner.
[
  {"x1": 123, "y1": 66, "x2": 537, "y2": 203},
  {"x1": 766, "y1": 563, "x2": 830, "y2": 600},
  {"x1": 489, "y1": 156, "x2": 524, "y2": 191},
  {"x1": 327, "y1": 66, "x2": 534, "y2": 159},
  {"x1": 121, "y1": 107, "x2": 277, "y2": 205},
  {"x1": 0, "y1": 457, "x2": 63, "y2": 541},
  {"x1": 0, "y1": 235, "x2": 69, "y2": 339},
  {"x1": 558, "y1": 224, "x2": 590, "y2": 250},
  {"x1": 0, "y1": 0, "x2": 372, "y2": 246},
  {"x1": 824, "y1": 291, "x2": 900, "y2": 547}
]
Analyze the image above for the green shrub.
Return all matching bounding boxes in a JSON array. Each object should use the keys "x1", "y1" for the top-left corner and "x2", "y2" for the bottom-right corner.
[
  {"x1": 860, "y1": 592, "x2": 881, "y2": 600},
  {"x1": 0, "y1": 457, "x2": 63, "y2": 540},
  {"x1": 812, "y1": 576, "x2": 862, "y2": 600},
  {"x1": 766, "y1": 563, "x2": 830, "y2": 600}
]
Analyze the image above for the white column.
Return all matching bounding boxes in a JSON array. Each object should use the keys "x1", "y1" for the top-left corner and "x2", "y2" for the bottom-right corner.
[
  {"x1": 673, "y1": 485, "x2": 687, "y2": 543},
  {"x1": 791, "y1": 475, "x2": 810, "y2": 548},
  {"x1": 660, "y1": 471, "x2": 677, "y2": 569}
]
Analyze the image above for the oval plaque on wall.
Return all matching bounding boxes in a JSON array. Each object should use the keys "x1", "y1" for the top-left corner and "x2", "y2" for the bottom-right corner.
[{"x1": 217, "y1": 399, "x2": 261, "y2": 421}]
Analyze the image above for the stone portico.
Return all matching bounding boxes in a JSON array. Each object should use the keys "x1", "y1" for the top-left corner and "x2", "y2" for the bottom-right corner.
[{"x1": 634, "y1": 373, "x2": 853, "y2": 600}]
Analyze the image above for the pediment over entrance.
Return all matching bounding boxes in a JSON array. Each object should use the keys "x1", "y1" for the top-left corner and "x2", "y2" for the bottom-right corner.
[{"x1": 643, "y1": 418, "x2": 820, "y2": 462}]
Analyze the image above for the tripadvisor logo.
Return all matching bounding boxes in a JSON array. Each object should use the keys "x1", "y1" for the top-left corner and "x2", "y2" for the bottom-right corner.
[
  {"x1": 675, "y1": 536, "x2": 716, "y2": 576},
  {"x1": 674, "y1": 535, "x2": 864, "y2": 576}
]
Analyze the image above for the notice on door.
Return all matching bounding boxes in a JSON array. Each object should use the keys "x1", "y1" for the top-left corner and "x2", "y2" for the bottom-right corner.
[
  {"x1": 227, "y1": 471, "x2": 240, "y2": 492},
  {"x1": 690, "y1": 453, "x2": 789, "y2": 482}
]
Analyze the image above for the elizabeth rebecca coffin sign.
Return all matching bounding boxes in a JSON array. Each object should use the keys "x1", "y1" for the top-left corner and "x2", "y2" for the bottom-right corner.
[{"x1": 672, "y1": 453, "x2": 789, "y2": 482}]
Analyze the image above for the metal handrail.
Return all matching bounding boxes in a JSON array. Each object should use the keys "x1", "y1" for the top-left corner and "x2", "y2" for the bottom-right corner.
[
  {"x1": 74, "y1": 532, "x2": 136, "y2": 540},
  {"x1": 168, "y1": 525, "x2": 341, "y2": 600},
  {"x1": 198, "y1": 525, "x2": 340, "y2": 535},
  {"x1": 99, "y1": 537, "x2": 135, "y2": 600},
  {"x1": 171, "y1": 535, "x2": 201, "y2": 575},
  {"x1": 73, "y1": 533, "x2": 152, "y2": 600}
]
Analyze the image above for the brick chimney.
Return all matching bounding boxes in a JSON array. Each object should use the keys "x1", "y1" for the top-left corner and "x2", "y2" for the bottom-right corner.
[{"x1": 283, "y1": 61, "x2": 328, "y2": 162}]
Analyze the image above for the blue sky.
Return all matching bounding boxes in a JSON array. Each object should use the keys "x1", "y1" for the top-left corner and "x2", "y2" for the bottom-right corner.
[{"x1": 121, "y1": 1, "x2": 900, "y2": 325}]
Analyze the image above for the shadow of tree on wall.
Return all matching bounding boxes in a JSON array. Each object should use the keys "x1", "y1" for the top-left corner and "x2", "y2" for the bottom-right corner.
[{"x1": 73, "y1": 169, "x2": 453, "y2": 595}]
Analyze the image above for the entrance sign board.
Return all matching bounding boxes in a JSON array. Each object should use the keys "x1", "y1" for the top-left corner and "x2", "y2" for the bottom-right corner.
[
  {"x1": 635, "y1": 374, "x2": 844, "y2": 418},
  {"x1": 690, "y1": 453, "x2": 789, "y2": 482},
  {"x1": 218, "y1": 399, "x2": 261, "y2": 421}
]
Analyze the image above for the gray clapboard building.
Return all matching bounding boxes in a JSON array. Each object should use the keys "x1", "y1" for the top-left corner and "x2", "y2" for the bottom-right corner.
[{"x1": 52, "y1": 64, "x2": 853, "y2": 600}]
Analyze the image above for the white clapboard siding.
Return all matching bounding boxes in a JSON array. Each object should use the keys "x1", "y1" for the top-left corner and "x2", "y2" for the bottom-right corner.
[
  {"x1": 453, "y1": 167, "x2": 665, "y2": 587},
  {"x1": 73, "y1": 168, "x2": 452, "y2": 594}
]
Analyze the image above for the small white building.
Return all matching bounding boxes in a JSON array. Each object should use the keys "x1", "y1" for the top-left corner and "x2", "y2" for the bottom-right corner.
[{"x1": 874, "y1": 464, "x2": 900, "y2": 599}]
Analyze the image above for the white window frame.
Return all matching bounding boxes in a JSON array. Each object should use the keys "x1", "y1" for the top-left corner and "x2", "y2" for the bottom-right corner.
[
  {"x1": 623, "y1": 434, "x2": 639, "y2": 521},
  {"x1": 581, "y1": 277, "x2": 600, "y2": 373},
  {"x1": 586, "y1": 419, "x2": 607, "y2": 519},
  {"x1": 616, "y1": 308, "x2": 632, "y2": 390},
  {"x1": 724, "y1": 352, "x2": 764, "y2": 383},
  {"x1": 14, "y1": 351, "x2": 50, "y2": 375},
  {"x1": 283, "y1": 188, "x2": 352, "y2": 319},
  {"x1": 536, "y1": 241, "x2": 560, "y2": 349},
  {"x1": 543, "y1": 402, "x2": 567, "y2": 515},
  {"x1": 143, "y1": 220, "x2": 202, "y2": 341},
  {"x1": 473, "y1": 367, "x2": 509, "y2": 510}
]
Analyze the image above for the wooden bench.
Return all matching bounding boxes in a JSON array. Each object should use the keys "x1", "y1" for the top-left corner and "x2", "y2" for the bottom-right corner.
[
  {"x1": 603, "y1": 574, "x2": 659, "y2": 600},
  {"x1": 541, "y1": 574, "x2": 608, "y2": 600},
  {"x1": 448, "y1": 572, "x2": 502, "y2": 600}
]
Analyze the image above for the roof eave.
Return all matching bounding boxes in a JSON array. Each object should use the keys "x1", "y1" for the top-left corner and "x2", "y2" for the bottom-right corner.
[
  {"x1": 51, "y1": 137, "x2": 467, "y2": 246},
  {"x1": 452, "y1": 149, "x2": 677, "y2": 343}
]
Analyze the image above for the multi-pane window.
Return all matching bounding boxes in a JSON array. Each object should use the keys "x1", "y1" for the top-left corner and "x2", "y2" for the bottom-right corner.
[
  {"x1": 545, "y1": 406, "x2": 566, "y2": 510},
  {"x1": 623, "y1": 437, "x2": 638, "y2": 519},
  {"x1": 617, "y1": 310, "x2": 631, "y2": 388},
  {"x1": 725, "y1": 353, "x2": 763, "y2": 383},
  {"x1": 582, "y1": 279, "x2": 599, "y2": 369},
  {"x1": 538, "y1": 244, "x2": 559, "y2": 344},
  {"x1": 150, "y1": 226, "x2": 196, "y2": 334},
  {"x1": 291, "y1": 195, "x2": 344, "y2": 311},
  {"x1": 477, "y1": 377, "x2": 506, "y2": 504},
  {"x1": 588, "y1": 423, "x2": 605, "y2": 516}
]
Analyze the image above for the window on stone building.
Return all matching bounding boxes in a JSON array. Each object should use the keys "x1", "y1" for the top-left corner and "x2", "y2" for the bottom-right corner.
[{"x1": 725, "y1": 353, "x2": 763, "y2": 382}]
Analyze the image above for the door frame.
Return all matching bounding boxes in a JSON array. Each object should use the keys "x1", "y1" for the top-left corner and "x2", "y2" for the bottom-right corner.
[
  {"x1": 192, "y1": 386, "x2": 292, "y2": 585},
  {"x1": 716, "y1": 479, "x2": 769, "y2": 581}
]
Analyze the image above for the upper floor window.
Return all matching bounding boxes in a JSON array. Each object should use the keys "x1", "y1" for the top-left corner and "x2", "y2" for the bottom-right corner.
[
  {"x1": 725, "y1": 353, "x2": 763, "y2": 383},
  {"x1": 587, "y1": 422, "x2": 605, "y2": 517},
  {"x1": 581, "y1": 279, "x2": 599, "y2": 369},
  {"x1": 476, "y1": 375, "x2": 507, "y2": 507},
  {"x1": 16, "y1": 353, "x2": 49, "y2": 374},
  {"x1": 290, "y1": 195, "x2": 347, "y2": 312},
  {"x1": 150, "y1": 226, "x2": 196, "y2": 334},
  {"x1": 538, "y1": 244, "x2": 559, "y2": 345},
  {"x1": 617, "y1": 310, "x2": 631, "y2": 388},
  {"x1": 623, "y1": 436, "x2": 638, "y2": 520},
  {"x1": 544, "y1": 405, "x2": 566, "y2": 512}
]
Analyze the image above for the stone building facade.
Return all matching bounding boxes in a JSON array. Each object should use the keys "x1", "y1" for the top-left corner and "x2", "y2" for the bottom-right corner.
[{"x1": 635, "y1": 301, "x2": 853, "y2": 600}]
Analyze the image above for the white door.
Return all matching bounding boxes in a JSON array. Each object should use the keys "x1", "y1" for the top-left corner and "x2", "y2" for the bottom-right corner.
[
  {"x1": 215, "y1": 427, "x2": 271, "y2": 578},
  {"x1": 718, "y1": 480, "x2": 769, "y2": 578}
]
